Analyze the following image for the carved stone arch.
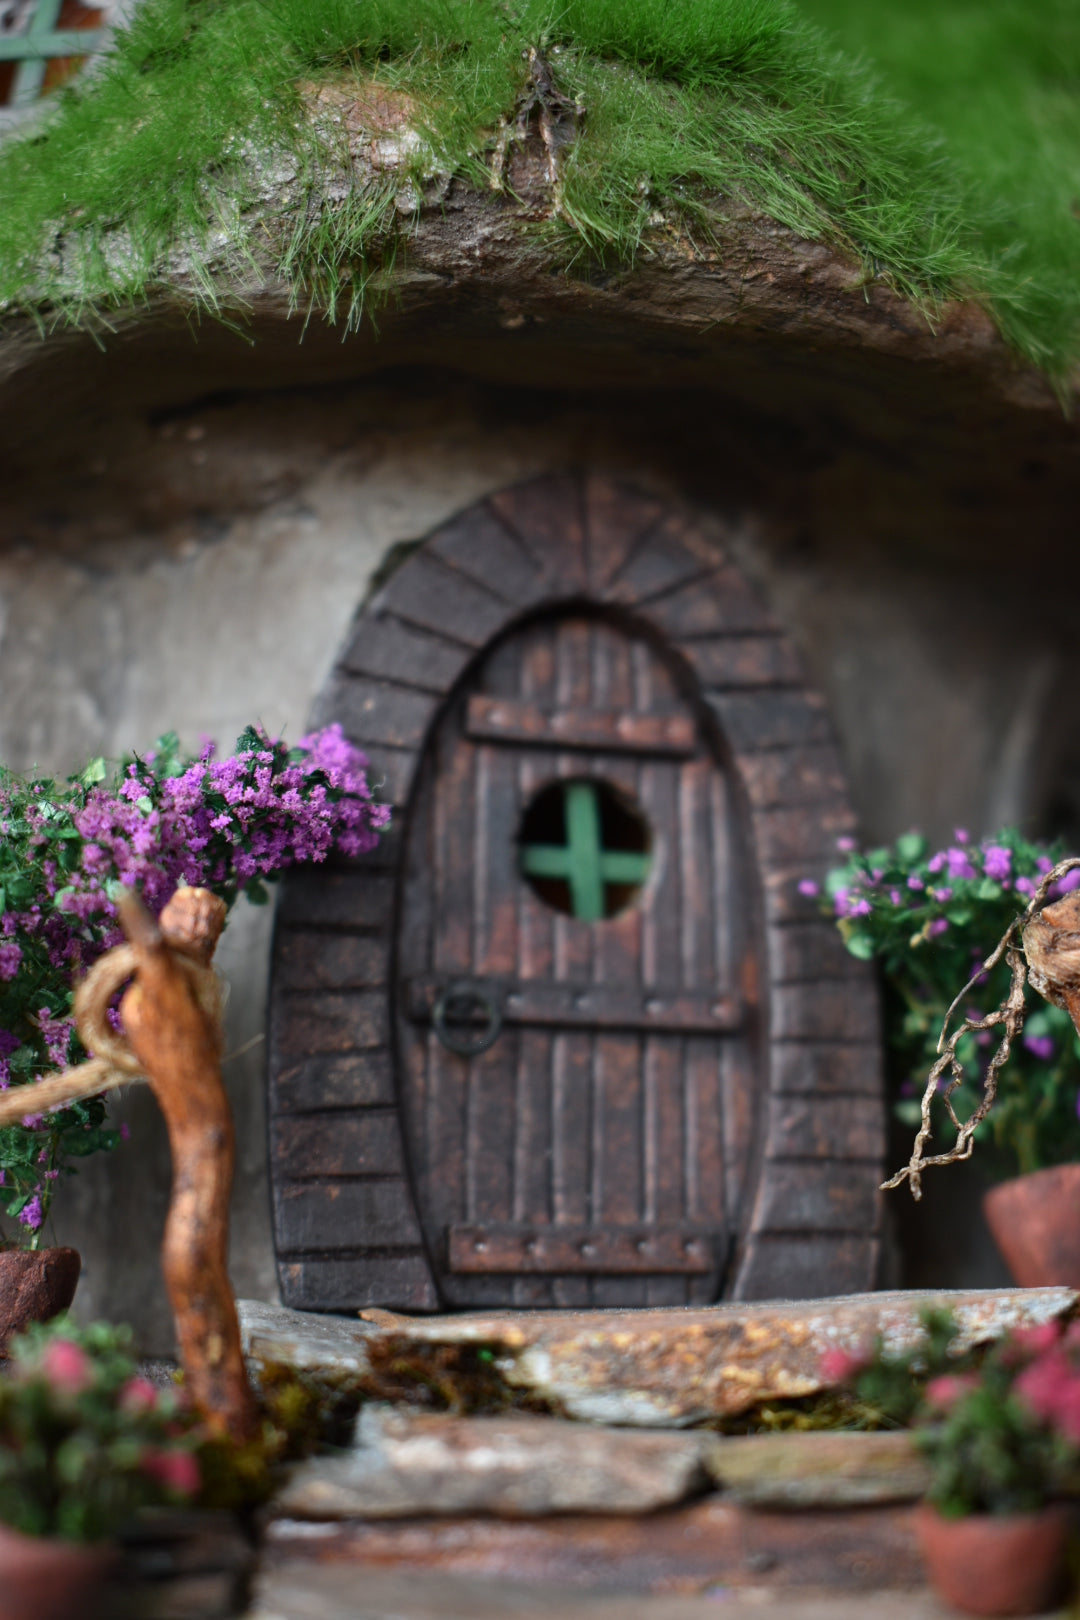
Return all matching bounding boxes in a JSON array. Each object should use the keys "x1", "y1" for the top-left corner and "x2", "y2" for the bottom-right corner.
[{"x1": 268, "y1": 473, "x2": 884, "y2": 1312}]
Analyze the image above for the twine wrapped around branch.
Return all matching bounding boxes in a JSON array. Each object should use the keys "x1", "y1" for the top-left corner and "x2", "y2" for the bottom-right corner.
[
  {"x1": 0, "y1": 927, "x2": 222, "y2": 1131},
  {"x1": 884, "y1": 856, "x2": 1080, "y2": 1201},
  {"x1": 0, "y1": 886, "x2": 257, "y2": 1442}
]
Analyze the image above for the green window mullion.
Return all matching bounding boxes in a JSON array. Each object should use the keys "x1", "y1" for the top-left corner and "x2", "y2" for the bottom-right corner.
[
  {"x1": 599, "y1": 851, "x2": 652, "y2": 885},
  {"x1": 521, "y1": 845, "x2": 573, "y2": 879},
  {"x1": 564, "y1": 781, "x2": 605, "y2": 923}
]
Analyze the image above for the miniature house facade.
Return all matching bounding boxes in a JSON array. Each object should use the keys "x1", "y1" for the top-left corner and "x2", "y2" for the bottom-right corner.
[
  {"x1": 268, "y1": 474, "x2": 884, "y2": 1311},
  {"x1": 4, "y1": 49, "x2": 1079, "y2": 1342}
]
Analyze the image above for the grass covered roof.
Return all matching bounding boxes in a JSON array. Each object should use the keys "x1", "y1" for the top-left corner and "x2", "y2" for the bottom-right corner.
[{"x1": 0, "y1": 0, "x2": 1077, "y2": 382}]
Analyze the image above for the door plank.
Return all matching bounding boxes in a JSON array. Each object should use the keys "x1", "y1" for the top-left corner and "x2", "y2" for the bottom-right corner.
[{"x1": 465, "y1": 694, "x2": 696, "y2": 756}]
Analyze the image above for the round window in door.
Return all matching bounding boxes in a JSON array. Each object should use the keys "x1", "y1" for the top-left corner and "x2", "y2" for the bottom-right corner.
[
  {"x1": 518, "y1": 777, "x2": 652, "y2": 920},
  {"x1": 396, "y1": 612, "x2": 753, "y2": 1311}
]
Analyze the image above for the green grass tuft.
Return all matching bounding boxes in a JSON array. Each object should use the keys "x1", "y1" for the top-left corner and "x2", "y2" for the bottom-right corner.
[{"x1": 0, "y1": 0, "x2": 1075, "y2": 378}]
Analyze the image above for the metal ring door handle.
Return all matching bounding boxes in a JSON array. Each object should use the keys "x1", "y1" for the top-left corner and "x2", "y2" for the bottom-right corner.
[{"x1": 432, "y1": 980, "x2": 504, "y2": 1057}]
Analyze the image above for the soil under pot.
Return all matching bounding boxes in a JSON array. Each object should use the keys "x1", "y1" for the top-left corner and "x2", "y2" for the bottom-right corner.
[
  {"x1": 915, "y1": 1502, "x2": 1073, "y2": 1617},
  {"x1": 0, "y1": 1521, "x2": 114, "y2": 1620},
  {"x1": 983, "y1": 1163, "x2": 1080, "y2": 1288},
  {"x1": 0, "y1": 1248, "x2": 80, "y2": 1355}
]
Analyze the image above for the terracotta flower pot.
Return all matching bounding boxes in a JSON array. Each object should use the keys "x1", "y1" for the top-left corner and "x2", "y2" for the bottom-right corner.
[
  {"x1": 983, "y1": 1163, "x2": 1080, "y2": 1288},
  {"x1": 0, "y1": 1521, "x2": 115, "y2": 1620},
  {"x1": 0, "y1": 1248, "x2": 80, "y2": 1355},
  {"x1": 915, "y1": 1501, "x2": 1072, "y2": 1617}
]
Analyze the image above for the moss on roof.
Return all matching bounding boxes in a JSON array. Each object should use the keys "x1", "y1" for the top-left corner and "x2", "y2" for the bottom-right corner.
[{"x1": 0, "y1": 0, "x2": 1077, "y2": 382}]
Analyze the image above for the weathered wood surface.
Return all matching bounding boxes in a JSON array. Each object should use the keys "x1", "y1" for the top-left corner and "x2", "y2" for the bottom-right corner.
[
  {"x1": 268, "y1": 473, "x2": 885, "y2": 1313},
  {"x1": 118, "y1": 890, "x2": 259, "y2": 1443},
  {"x1": 238, "y1": 1287, "x2": 1076, "y2": 1426}
]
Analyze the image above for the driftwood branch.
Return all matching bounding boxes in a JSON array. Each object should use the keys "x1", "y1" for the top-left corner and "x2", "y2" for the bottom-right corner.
[
  {"x1": 116, "y1": 888, "x2": 259, "y2": 1444},
  {"x1": 884, "y1": 857, "x2": 1080, "y2": 1201}
]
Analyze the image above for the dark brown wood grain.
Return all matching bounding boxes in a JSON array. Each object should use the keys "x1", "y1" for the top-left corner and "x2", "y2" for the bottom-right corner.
[
  {"x1": 679, "y1": 634, "x2": 802, "y2": 690},
  {"x1": 322, "y1": 676, "x2": 438, "y2": 751},
  {"x1": 339, "y1": 612, "x2": 470, "y2": 692},
  {"x1": 276, "y1": 1180, "x2": 424, "y2": 1252},
  {"x1": 378, "y1": 553, "x2": 510, "y2": 646},
  {"x1": 267, "y1": 473, "x2": 884, "y2": 1312},
  {"x1": 271, "y1": 1111, "x2": 407, "y2": 1180},
  {"x1": 465, "y1": 693, "x2": 695, "y2": 754},
  {"x1": 584, "y1": 474, "x2": 663, "y2": 590},
  {"x1": 430, "y1": 503, "x2": 548, "y2": 607},
  {"x1": 272, "y1": 1052, "x2": 396, "y2": 1113},
  {"x1": 735, "y1": 1235, "x2": 881, "y2": 1301},
  {"x1": 278, "y1": 1254, "x2": 438, "y2": 1312},
  {"x1": 271, "y1": 990, "x2": 388, "y2": 1057}
]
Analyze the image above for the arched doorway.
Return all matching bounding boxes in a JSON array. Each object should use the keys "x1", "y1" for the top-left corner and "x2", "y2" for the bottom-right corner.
[{"x1": 268, "y1": 473, "x2": 884, "y2": 1311}]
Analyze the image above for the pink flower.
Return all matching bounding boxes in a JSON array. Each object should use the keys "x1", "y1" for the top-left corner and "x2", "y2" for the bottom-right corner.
[
  {"x1": 119, "y1": 1377, "x2": 159, "y2": 1415},
  {"x1": 41, "y1": 1338, "x2": 94, "y2": 1395},
  {"x1": 835, "y1": 836, "x2": 856, "y2": 853},
  {"x1": 141, "y1": 1448, "x2": 200, "y2": 1497},
  {"x1": 1010, "y1": 1323, "x2": 1062, "y2": 1358},
  {"x1": 797, "y1": 880, "x2": 819, "y2": 898},
  {"x1": 925, "y1": 1374, "x2": 979, "y2": 1411},
  {"x1": 819, "y1": 1346, "x2": 867, "y2": 1384}
]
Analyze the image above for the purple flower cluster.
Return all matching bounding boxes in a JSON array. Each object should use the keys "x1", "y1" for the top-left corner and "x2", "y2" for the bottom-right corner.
[
  {"x1": 0, "y1": 723, "x2": 388, "y2": 1246},
  {"x1": 65, "y1": 723, "x2": 388, "y2": 926}
]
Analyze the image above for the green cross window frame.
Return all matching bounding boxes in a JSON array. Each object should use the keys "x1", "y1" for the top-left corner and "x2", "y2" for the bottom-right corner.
[
  {"x1": 519, "y1": 778, "x2": 653, "y2": 923},
  {"x1": 1, "y1": 1, "x2": 107, "y2": 110}
]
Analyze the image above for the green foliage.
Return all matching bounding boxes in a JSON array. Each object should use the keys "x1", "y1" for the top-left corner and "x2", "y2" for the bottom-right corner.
[
  {"x1": 0, "y1": 1317, "x2": 200, "y2": 1542},
  {"x1": 921, "y1": 1376, "x2": 1067, "y2": 1518},
  {"x1": 852, "y1": 1309, "x2": 963, "y2": 1429},
  {"x1": 823, "y1": 828, "x2": 1080, "y2": 1178},
  {"x1": 799, "y1": 0, "x2": 1080, "y2": 386},
  {"x1": 0, "y1": 0, "x2": 1064, "y2": 366}
]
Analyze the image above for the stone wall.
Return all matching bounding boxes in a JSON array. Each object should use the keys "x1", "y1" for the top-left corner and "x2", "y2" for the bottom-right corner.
[{"x1": 0, "y1": 365, "x2": 1070, "y2": 1348}]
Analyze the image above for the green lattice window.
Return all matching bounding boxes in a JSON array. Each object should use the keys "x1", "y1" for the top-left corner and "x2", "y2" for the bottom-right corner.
[
  {"x1": 519, "y1": 779, "x2": 652, "y2": 922},
  {"x1": 0, "y1": 0, "x2": 108, "y2": 110}
]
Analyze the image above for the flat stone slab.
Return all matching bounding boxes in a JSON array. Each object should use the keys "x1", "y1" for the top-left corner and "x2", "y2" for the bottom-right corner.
[
  {"x1": 250, "y1": 1565, "x2": 960, "y2": 1620},
  {"x1": 274, "y1": 1406, "x2": 706, "y2": 1519},
  {"x1": 239, "y1": 1287, "x2": 1076, "y2": 1425},
  {"x1": 705, "y1": 1431, "x2": 929, "y2": 1507},
  {"x1": 264, "y1": 1497, "x2": 925, "y2": 1593}
]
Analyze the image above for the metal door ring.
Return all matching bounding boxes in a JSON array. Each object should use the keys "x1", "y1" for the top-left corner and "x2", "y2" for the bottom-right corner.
[{"x1": 433, "y1": 980, "x2": 503, "y2": 1057}]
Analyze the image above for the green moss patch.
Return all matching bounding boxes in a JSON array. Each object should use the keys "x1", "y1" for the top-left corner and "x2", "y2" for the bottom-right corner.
[{"x1": 0, "y1": 0, "x2": 1076, "y2": 379}]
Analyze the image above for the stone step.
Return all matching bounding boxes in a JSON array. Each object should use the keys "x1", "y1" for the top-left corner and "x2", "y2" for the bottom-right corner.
[
  {"x1": 250, "y1": 1564, "x2": 958, "y2": 1620},
  {"x1": 274, "y1": 1406, "x2": 706, "y2": 1519},
  {"x1": 705, "y1": 1430, "x2": 929, "y2": 1507},
  {"x1": 239, "y1": 1286, "x2": 1076, "y2": 1426},
  {"x1": 263, "y1": 1497, "x2": 926, "y2": 1593}
]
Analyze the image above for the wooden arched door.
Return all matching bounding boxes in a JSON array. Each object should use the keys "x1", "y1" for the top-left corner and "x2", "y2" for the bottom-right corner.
[
  {"x1": 397, "y1": 612, "x2": 756, "y2": 1308},
  {"x1": 267, "y1": 474, "x2": 885, "y2": 1313}
]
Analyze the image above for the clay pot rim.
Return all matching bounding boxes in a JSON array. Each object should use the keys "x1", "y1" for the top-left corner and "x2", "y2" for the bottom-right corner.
[{"x1": 984, "y1": 1162, "x2": 1080, "y2": 1199}]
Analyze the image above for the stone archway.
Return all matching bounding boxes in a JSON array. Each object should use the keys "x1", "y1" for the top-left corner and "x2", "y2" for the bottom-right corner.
[{"x1": 268, "y1": 473, "x2": 884, "y2": 1312}]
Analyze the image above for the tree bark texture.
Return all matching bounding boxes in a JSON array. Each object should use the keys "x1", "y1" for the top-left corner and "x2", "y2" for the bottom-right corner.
[{"x1": 118, "y1": 888, "x2": 260, "y2": 1444}]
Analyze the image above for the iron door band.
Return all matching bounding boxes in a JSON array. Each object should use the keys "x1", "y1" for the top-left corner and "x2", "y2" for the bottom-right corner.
[
  {"x1": 447, "y1": 1223, "x2": 727, "y2": 1276},
  {"x1": 409, "y1": 976, "x2": 742, "y2": 1042}
]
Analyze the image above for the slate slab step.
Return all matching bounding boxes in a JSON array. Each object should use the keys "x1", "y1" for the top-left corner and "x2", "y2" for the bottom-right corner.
[
  {"x1": 264, "y1": 1498, "x2": 926, "y2": 1593},
  {"x1": 249, "y1": 1564, "x2": 958, "y2": 1620},
  {"x1": 239, "y1": 1287, "x2": 1076, "y2": 1426},
  {"x1": 705, "y1": 1430, "x2": 930, "y2": 1507},
  {"x1": 274, "y1": 1405, "x2": 707, "y2": 1519}
]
